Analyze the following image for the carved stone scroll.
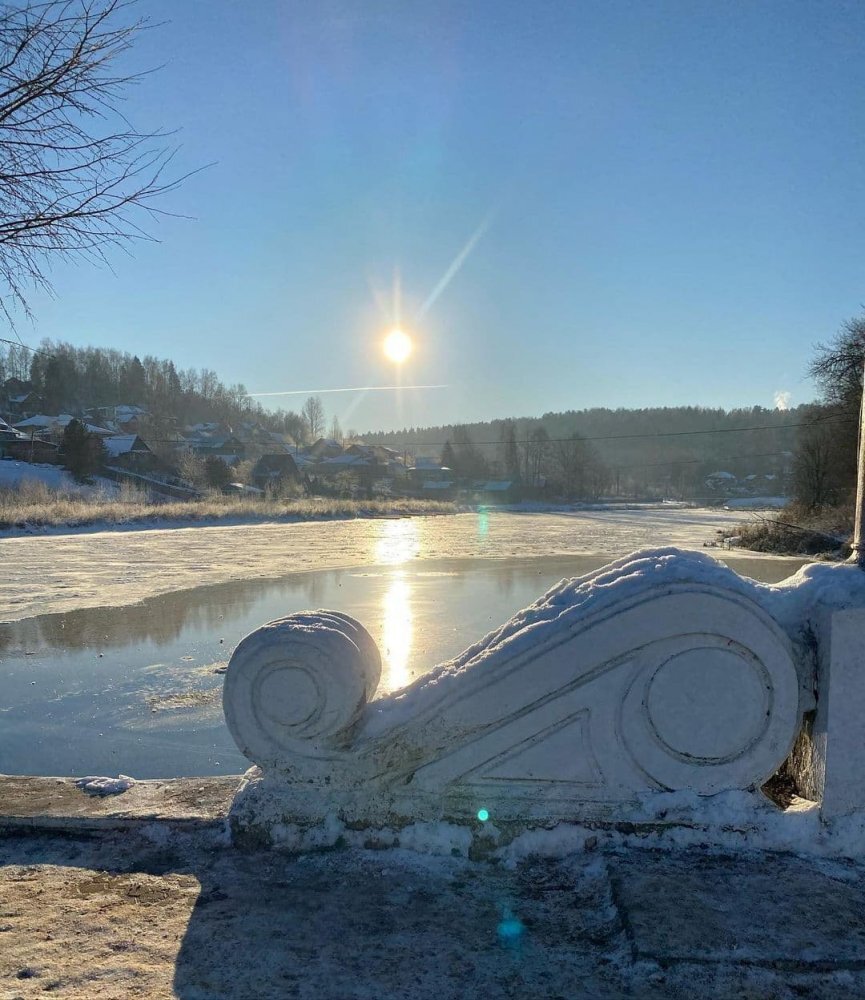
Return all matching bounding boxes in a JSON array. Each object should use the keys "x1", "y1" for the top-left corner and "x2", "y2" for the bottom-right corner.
[
  {"x1": 223, "y1": 611, "x2": 380, "y2": 768},
  {"x1": 223, "y1": 556, "x2": 806, "y2": 840}
]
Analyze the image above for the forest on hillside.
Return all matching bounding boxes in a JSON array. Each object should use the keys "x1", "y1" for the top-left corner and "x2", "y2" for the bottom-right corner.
[
  {"x1": 0, "y1": 339, "x2": 308, "y2": 441},
  {"x1": 363, "y1": 406, "x2": 808, "y2": 498}
]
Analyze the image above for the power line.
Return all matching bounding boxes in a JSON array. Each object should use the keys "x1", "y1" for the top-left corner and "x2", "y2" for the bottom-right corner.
[{"x1": 0, "y1": 335, "x2": 52, "y2": 358}]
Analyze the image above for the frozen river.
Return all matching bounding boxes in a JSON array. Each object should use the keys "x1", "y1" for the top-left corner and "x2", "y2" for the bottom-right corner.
[{"x1": 0, "y1": 508, "x2": 808, "y2": 777}]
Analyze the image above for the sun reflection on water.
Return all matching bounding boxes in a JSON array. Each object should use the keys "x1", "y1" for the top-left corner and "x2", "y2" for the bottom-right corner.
[
  {"x1": 381, "y1": 572, "x2": 412, "y2": 691},
  {"x1": 374, "y1": 518, "x2": 421, "y2": 566}
]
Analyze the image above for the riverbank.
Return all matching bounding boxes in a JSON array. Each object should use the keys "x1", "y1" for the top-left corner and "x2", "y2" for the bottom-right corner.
[
  {"x1": 717, "y1": 502, "x2": 852, "y2": 559},
  {"x1": 0, "y1": 492, "x2": 457, "y2": 535}
]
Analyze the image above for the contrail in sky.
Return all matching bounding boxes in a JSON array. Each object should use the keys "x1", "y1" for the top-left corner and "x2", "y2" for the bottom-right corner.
[
  {"x1": 415, "y1": 209, "x2": 497, "y2": 320},
  {"x1": 247, "y1": 384, "x2": 448, "y2": 397}
]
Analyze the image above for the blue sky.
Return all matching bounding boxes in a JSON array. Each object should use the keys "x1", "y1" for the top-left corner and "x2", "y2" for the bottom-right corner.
[{"x1": 17, "y1": 0, "x2": 865, "y2": 431}]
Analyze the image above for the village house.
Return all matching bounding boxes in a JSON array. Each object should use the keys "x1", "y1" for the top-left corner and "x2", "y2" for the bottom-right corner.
[
  {"x1": 307, "y1": 437, "x2": 344, "y2": 460},
  {"x1": 13, "y1": 414, "x2": 114, "y2": 443},
  {"x1": 85, "y1": 404, "x2": 148, "y2": 434},
  {"x1": 469, "y1": 480, "x2": 520, "y2": 504},
  {"x1": 103, "y1": 434, "x2": 156, "y2": 474},
  {"x1": 1, "y1": 378, "x2": 41, "y2": 421},
  {"x1": 0, "y1": 417, "x2": 27, "y2": 457},
  {"x1": 251, "y1": 453, "x2": 301, "y2": 492},
  {"x1": 181, "y1": 424, "x2": 246, "y2": 464}
]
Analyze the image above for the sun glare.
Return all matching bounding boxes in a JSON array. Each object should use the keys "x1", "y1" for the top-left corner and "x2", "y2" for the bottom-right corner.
[{"x1": 383, "y1": 328, "x2": 413, "y2": 364}]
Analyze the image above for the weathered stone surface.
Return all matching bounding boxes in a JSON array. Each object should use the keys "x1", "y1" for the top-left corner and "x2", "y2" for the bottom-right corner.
[
  {"x1": 809, "y1": 608, "x2": 865, "y2": 820},
  {"x1": 0, "y1": 775, "x2": 240, "y2": 834},
  {"x1": 611, "y1": 849, "x2": 865, "y2": 969},
  {"x1": 4, "y1": 835, "x2": 865, "y2": 999}
]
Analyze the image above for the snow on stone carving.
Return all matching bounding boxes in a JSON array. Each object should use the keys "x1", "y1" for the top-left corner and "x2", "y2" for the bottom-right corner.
[
  {"x1": 223, "y1": 549, "x2": 843, "y2": 844},
  {"x1": 390, "y1": 586, "x2": 799, "y2": 802},
  {"x1": 223, "y1": 611, "x2": 380, "y2": 768}
]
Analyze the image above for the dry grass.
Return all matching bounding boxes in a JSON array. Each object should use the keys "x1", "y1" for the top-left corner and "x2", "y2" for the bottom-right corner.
[
  {"x1": 0, "y1": 480, "x2": 457, "y2": 531},
  {"x1": 722, "y1": 501, "x2": 852, "y2": 558}
]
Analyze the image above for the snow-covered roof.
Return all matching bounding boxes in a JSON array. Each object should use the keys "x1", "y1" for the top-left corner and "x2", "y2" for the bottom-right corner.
[
  {"x1": 321, "y1": 454, "x2": 370, "y2": 467},
  {"x1": 225, "y1": 482, "x2": 264, "y2": 495},
  {"x1": 103, "y1": 434, "x2": 146, "y2": 457},
  {"x1": 14, "y1": 413, "x2": 74, "y2": 429}
]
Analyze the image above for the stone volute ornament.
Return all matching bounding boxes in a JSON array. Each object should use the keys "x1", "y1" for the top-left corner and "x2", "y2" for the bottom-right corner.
[
  {"x1": 221, "y1": 548, "x2": 865, "y2": 849},
  {"x1": 223, "y1": 611, "x2": 381, "y2": 768}
]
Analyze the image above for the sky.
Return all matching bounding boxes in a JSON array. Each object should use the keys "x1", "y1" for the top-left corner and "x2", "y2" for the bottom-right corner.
[{"x1": 14, "y1": 0, "x2": 865, "y2": 432}]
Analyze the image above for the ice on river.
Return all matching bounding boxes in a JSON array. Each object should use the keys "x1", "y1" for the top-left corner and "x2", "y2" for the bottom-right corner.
[{"x1": 0, "y1": 507, "x2": 772, "y2": 623}]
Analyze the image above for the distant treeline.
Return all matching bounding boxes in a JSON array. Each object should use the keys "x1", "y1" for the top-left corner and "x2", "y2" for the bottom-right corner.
[{"x1": 363, "y1": 406, "x2": 808, "y2": 497}]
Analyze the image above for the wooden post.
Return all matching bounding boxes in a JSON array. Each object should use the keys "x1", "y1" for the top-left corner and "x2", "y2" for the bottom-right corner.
[{"x1": 852, "y1": 358, "x2": 865, "y2": 568}]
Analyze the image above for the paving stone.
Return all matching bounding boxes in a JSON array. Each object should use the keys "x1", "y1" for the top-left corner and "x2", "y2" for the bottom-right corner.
[{"x1": 610, "y1": 848, "x2": 865, "y2": 969}]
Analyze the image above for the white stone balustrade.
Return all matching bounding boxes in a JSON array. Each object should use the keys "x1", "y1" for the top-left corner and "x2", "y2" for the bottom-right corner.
[{"x1": 221, "y1": 548, "x2": 865, "y2": 846}]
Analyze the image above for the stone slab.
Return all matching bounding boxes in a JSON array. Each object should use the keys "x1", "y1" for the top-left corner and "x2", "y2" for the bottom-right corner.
[
  {"x1": 610, "y1": 849, "x2": 865, "y2": 969},
  {"x1": 0, "y1": 775, "x2": 242, "y2": 833},
  {"x1": 819, "y1": 609, "x2": 865, "y2": 819}
]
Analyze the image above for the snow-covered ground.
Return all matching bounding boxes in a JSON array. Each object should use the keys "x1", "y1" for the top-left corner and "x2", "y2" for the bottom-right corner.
[
  {"x1": 0, "y1": 460, "x2": 115, "y2": 496},
  {"x1": 0, "y1": 508, "x2": 775, "y2": 623}
]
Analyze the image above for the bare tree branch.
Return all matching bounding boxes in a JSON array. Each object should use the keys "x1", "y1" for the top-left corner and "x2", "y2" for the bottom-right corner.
[{"x1": 0, "y1": 0, "x2": 197, "y2": 319}]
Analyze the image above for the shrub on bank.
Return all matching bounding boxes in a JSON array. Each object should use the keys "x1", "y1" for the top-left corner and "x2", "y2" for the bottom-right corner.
[{"x1": 721, "y1": 501, "x2": 852, "y2": 559}]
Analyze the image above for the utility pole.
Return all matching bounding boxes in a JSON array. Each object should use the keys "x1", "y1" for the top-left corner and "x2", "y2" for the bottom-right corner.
[{"x1": 852, "y1": 357, "x2": 865, "y2": 569}]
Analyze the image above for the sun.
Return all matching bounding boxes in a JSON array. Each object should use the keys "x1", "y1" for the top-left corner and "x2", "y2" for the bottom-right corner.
[{"x1": 383, "y1": 328, "x2": 413, "y2": 364}]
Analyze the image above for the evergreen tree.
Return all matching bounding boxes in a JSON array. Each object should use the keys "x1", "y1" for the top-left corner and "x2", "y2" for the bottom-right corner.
[
  {"x1": 122, "y1": 356, "x2": 147, "y2": 402},
  {"x1": 204, "y1": 455, "x2": 233, "y2": 490},
  {"x1": 500, "y1": 419, "x2": 520, "y2": 480},
  {"x1": 59, "y1": 419, "x2": 106, "y2": 482}
]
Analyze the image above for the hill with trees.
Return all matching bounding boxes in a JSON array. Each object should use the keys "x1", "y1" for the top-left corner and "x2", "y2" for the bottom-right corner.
[
  {"x1": 0, "y1": 339, "x2": 308, "y2": 442},
  {"x1": 362, "y1": 406, "x2": 806, "y2": 500}
]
